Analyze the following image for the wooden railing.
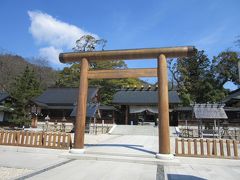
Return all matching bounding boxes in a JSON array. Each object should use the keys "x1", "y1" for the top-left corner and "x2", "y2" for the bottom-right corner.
[
  {"x1": 175, "y1": 138, "x2": 239, "y2": 159},
  {"x1": 0, "y1": 131, "x2": 72, "y2": 149}
]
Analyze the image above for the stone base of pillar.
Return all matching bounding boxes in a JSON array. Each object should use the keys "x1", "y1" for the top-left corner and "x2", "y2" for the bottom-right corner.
[
  {"x1": 69, "y1": 148, "x2": 85, "y2": 154},
  {"x1": 156, "y1": 153, "x2": 174, "y2": 160}
]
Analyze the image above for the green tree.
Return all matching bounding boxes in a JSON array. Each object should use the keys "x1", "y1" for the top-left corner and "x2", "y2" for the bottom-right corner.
[
  {"x1": 72, "y1": 35, "x2": 107, "y2": 52},
  {"x1": 57, "y1": 35, "x2": 144, "y2": 104},
  {"x1": 56, "y1": 63, "x2": 80, "y2": 87},
  {"x1": 169, "y1": 49, "x2": 227, "y2": 105},
  {"x1": 211, "y1": 51, "x2": 240, "y2": 87},
  {"x1": 8, "y1": 66, "x2": 42, "y2": 126}
]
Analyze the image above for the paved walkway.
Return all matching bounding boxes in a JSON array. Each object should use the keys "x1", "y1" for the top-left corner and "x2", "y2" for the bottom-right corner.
[
  {"x1": 165, "y1": 157, "x2": 240, "y2": 180},
  {"x1": 0, "y1": 133, "x2": 239, "y2": 180}
]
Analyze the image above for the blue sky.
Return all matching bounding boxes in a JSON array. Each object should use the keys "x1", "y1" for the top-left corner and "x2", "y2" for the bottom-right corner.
[{"x1": 0, "y1": 0, "x2": 240, "y2": 89}]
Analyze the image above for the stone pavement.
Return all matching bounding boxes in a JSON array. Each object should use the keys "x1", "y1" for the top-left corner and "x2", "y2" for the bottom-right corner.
[
  {"x1": 21, "y1": 160, "x2": 157, "y2": 180},
  {"x1": 165, "y1": 157, "x2": 240, "y2": 180},
  {"x1": 0, "y1": 133, "x2": 239, "y2": 179}
]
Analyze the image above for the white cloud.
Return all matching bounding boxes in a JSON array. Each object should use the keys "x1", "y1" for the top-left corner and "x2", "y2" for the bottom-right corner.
[
  {"x1": 39, "y1": 46, "x2": 62, "y2": 66},
  {"x1": 194, "y1": 33, "x2": 219, "y2": 48},
  {"x1": 28, "y1": 10, "x2": 98, "y2": 67},
  {"x1": 193, "y1": 25, "x2": 226, "y2": 51},
  {"x1": 28, "y1": 10, "x2": 97, "y2": 49}
]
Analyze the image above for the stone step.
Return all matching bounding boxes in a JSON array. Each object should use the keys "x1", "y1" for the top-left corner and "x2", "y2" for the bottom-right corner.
[
  {"x1": 84, "y1": 150, "x2": 155, "y2": 159},
  {"x1": 60, "y1": 152, "x2": 179, "y2": 166},
  {"x1": 109, "y1": 125, "x2": 158, "y2": 136},
  {"x1": 108, "y1": 125, "x2": 177, "y2": 137}
]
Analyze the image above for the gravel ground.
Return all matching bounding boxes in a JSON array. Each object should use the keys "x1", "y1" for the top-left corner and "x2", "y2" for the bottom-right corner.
[{"x1": 0, "y1": 167, "x2": 32, "y2": 180}]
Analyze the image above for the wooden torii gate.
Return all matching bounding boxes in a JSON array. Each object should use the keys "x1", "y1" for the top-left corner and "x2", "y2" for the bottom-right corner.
[{"x1": 59, "y1": 46, "x2": 194, "y2": 158}]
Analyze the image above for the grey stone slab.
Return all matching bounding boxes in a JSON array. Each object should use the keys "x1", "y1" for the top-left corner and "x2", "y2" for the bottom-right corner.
[
  {"x1": 26, "y1": 160, "x2": 157, "y2": 180},
  {"x1": 165, "y1": 157, "x2": 240, "y2": 180},
  {"x1": 0, "y1": 151, "x2": 66, "y2": 170}
]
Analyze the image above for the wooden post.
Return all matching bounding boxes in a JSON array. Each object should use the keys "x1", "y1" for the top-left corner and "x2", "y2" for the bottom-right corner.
[
  {"x1": 0, "y1": 131, "x2": 3, "y2": 144},
  {"x1": 194, "y1": 139, "x2": 198, "y2": 155},
  {"x1": 181, "y1": 139, "x2": 185, "y2": 154},
  {"x1": 233, "y1": 140, "x2": 238, "y2": 158},
  {"x1": 187, "y1": 139, "x2": 191, "y2": 155},
  {"x1": 212, "y1": 140, "x2": 217, "y2": 156},
  {"x1": 74, "y1": 58, "x2": 89, "y2": 149},
  {"x1": 112, "y1": 110, "x2": 115, "y2": 124},
  {"x1": 16, "y1": 131, "x2": 20, "y2": 145},
  {"x1": 207, "y1": 139, "x2": 210, "y2": 156},
  {"x1": 57, "y1": 132, "x2": 61, "y2": 148},
  {"x1": 157, "y1": 54, "x2": 170, "y2": 154},
  {"x1": 125, "y1": 106, "x2": 129, "y2": 125},
  {"x1": 214, "y1": 119, "x2": 216, "y2": 137},
  {"x1": 219, "y1": 139, "x2": 224, "y2": 157},
  {"x1": 31, "y1": 116, "x2": 38, "y2": 128},
  {"x1": 226, "y1": 140, "x2": 231, "y2": 156},
  {"x1": 200, "y1": 139, "x2": 204, "y2": 156},
  {"x1": 175, "y1": 138, "x2": 179, "y2": 155}
]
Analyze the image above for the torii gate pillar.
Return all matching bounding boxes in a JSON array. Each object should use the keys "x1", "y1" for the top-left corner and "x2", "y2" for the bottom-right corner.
[
  {"x1": 70, "y1": 58, "x2": 88, "y2": 153},
  {"x1": 156, "y1": 54, "x2": 173, "y2": 159}
]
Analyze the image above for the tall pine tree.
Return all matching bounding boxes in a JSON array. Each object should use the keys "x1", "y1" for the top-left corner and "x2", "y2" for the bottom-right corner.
[{"x1": 9, "y1": 66, "x2": 42, "y2": 126}]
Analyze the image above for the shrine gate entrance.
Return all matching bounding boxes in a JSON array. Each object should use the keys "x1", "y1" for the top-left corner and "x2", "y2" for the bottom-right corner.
[{"x1": 59, "y1": 46, "x2": 194, "y2": 157}]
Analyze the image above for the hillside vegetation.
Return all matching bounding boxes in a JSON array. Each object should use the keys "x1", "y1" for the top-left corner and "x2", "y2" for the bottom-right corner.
[{"x1": 0, "y1": 53, "x2": 57, "y2": 92}]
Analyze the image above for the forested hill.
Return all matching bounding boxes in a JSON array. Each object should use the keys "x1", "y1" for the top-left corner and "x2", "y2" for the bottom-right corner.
[{"x1": 0, "y1": 53, "x2": 57, "y2": 92}]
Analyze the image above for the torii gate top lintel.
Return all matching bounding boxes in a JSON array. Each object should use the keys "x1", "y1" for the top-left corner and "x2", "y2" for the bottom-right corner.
[{"x1": 59, "y1": 46, "x2": 195, "y2": 63}]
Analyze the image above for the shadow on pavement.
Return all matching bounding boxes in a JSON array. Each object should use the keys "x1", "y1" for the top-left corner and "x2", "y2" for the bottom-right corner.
[
  {"x1": 85, "y1": 143, "x2": 156, "y2": 155},
  {"x1": 167, "y1": 174, "x2": 207, "y2": 180}
]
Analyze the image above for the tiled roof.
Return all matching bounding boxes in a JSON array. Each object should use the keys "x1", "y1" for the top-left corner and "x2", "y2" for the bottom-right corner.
[
  {"x1": 0, "y1": 92, "x2": 9, "y2": 102},
  {"x1": 70, "y1": 103, "x2": 99, "y2": 118},
  {"x1": 34, "y1": 87, "x2": 98, "y2": 106},
  {"x1": 222, "y1": 88, "x2": 240, "y2": 103},
  {"x1": 193, "y1": 104, "x2": 227, "y2": 119},
  {"x1": 112, "y1": 89, "x2": 181, "y2": 105}
]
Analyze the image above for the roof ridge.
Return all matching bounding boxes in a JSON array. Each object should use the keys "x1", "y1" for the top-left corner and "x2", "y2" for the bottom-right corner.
[
  {"x1": 116, "y1": 89, "x2": 177, "y2": 92},
  {"x1": 47, "y1": 86, "x2": 99, "y2": 89},
  {"x1": 223, "y1": 88, "x2": 240, "y2": 102}
]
